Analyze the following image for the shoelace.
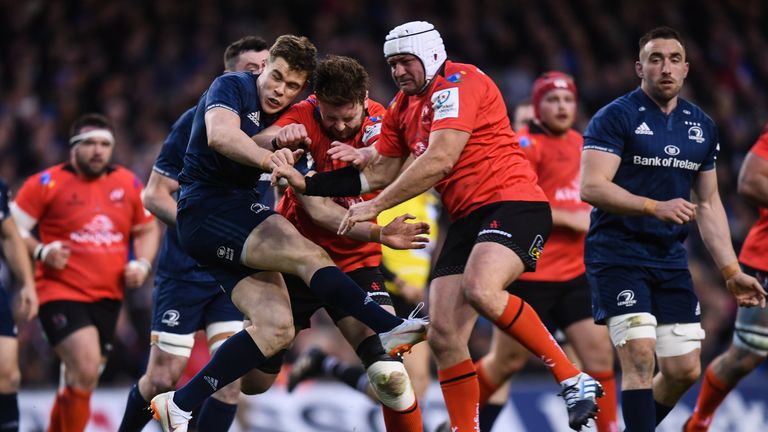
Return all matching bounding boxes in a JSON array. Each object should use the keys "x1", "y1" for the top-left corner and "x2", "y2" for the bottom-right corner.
[
  {"x1": 408, "y1": 302, "x2": 427, "y2": 321},
  {"x1": 558, "y1": 383, "x2": 580, "y2": 407}
]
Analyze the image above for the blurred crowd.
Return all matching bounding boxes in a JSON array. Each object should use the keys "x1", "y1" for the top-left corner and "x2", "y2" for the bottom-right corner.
[{"x1": 1, "y1": 0, "x2": 767, "y2": 387}]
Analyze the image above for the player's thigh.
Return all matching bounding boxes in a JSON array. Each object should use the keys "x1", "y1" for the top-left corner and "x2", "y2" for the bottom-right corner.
[
  {"x1": 650, "y1": 267, "x2": 701, "y2": 326},
  {"x1": 464, "y1": 201, "x2": 551, "y2": 284},
  {"x1": 464, "y1": 242, "x2": 525, "y2": 294},
  {"x1": 242, "y1": 214, "x2": 332, "y2": 279},
  {"x1": 428, "y1": 275, "x2": 478, "y2": 350},
  {"x1": 231, "y1": 271, "x2": 292, "y2": 326},
  {"x1": 54, "y1": 325, "x2": 103, "y2": 378},
  {"x1": 586, "y1": 263, "x2": 654, "y2": 324}
]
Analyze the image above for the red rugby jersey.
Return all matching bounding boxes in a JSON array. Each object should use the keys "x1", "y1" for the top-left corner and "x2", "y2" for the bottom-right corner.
[
  {"x1": 517, "y1": 124, "x2": 590, "y2": 282},
  {"x1": 739, "y1": 126, "x2": 768, "y2": 272},
  {"x1": 276, "y1": 96, "x2": 386, "y2": 272},
  {"x1": 376, "y1": 61, "x2": 547, "y2": 220},
  {"x1": 14, "y1": 163, "x2": 153, "y2": 304}
]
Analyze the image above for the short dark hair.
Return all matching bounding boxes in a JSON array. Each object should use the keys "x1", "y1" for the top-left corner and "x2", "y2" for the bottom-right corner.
[
  {"x1": 69, "y1": 113, "x2": 113, "y2": 136},
  {"x1": 314, "y1": 55, "x2": 369, "y2": 106},
  {"x1": 269, "y1": 35, "x2": 317, "y2": 76},
  {"x1": 639, "y1": 27, "x2": 685, "y2": 54},
  {"x1": 224, "y1": 36, "x2": 269, "y2": 70}
]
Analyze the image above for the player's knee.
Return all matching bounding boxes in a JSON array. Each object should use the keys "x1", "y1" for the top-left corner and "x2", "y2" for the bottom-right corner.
[
  {"x1": 426, "y1": 323, "x2": 460, "y2": 357},
  {"x1": 253, "y1": 316, "x2": 295, "y2": 353},
  {"x1": 298, "y1": 244, "x2": 333, "y2": 269},
  {"x1": 0, "y1": 366, "x2": 21, "y2": 393},
  {"x1": 606, "y1": 312, "x2": 657, "y2": 348},
  {"x1": 662, "y1": 360, "x2": 700, "y2": 388},
  {"x1": 367, "y1": 360, "x2": 416, "y2": 410},
  {"x1": 146, "y1": 368, "x2": 178, "y2": 394},
  {"x1": 461, "y1": 277, "x2": 493, "y2": 310},
  {"x1": 240, "y1": 372, "x2": 275, "y2": 396}
]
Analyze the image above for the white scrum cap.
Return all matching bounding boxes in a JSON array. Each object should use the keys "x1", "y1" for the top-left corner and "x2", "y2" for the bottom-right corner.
[{"x1": 384, "y1": 21, "x2": 447, "y2": 84}]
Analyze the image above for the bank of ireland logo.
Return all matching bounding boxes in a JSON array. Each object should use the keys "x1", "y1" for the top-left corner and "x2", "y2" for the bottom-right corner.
[
  {"x1": 664, "y1": 145, "x2": 680, "y2": 156},
  {"x1": 617, "y1": 290, "x2": 637, "y2": 307},
  {"x1": 688, "y1": 126, "x2": 705, "y2": 143},
  {"x1": 161, "y1": 309, "x2": 180, "y2": 327}
]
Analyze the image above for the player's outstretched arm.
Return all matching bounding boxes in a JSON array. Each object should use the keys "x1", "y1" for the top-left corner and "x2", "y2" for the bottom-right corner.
[
  {"x1": 296, "y1": 192, "x2": 429, "y2": 249},
  {"x1": 338, "y1": 129, "x2": 467, "y2": 234},
  {"x1": 693, "y1": 168, "x2": 766, "y2": 308}
]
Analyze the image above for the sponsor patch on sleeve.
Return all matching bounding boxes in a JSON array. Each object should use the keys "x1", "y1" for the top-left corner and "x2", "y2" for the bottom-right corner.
[
  {"x1": 362, "y1": 123, "x2": 382, "y2": 146},
  {"x1": 432, "y1": 88, "x2": 459, "y2": 120}
]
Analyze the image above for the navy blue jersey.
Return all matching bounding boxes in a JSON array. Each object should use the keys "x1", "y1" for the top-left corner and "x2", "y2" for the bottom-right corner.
[
  {"x1": 583, "y1": 88, "x2": 719, "y2": 268},
  {"x1": 0, "y1": 177, "x2": 8, "y2": 222},
  {"x1": 152, "y1": 108, "x2": 215, "y2": 282},
  {"x1": 154, "y1": 103, "x2": 279, "y2": 280},
  {"x1": 179, "y1": 72, "x2": 277, "y2": 195}
]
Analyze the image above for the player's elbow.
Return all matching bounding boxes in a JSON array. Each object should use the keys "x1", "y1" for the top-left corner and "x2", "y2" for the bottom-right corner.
[
  {"x1": 737, "y1": 177, "x2": 761, "y2": 203},
  {"x1": 142, "y1": 189, "x2": 162, "y2": 216},
  {"x1": 206, "y1": 127, "x2": 228, "y2": 151},
  {"x1": 580, "y1": 180, "x2": 599, "y2": 205}
]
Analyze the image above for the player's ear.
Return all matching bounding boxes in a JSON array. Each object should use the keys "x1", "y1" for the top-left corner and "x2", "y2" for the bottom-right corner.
[{"x1": 635, "y1": 61, "x2": 644, "y2": 79}]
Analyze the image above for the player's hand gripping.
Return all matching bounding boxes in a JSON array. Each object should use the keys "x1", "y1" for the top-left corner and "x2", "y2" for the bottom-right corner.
[
  {"x1": 39, "y1": 240, "x2": 71, "y2": 270},
  {"x1": 271, "y1": 164, "x2": 307, "y2": 191},
  {"x1": 275, "y1": 124, "x2": 312, "y2": 150},
  {"x1": 268, "y1": 148, "x2": 304, "y2": 170},
  {"x1": 726, "y1": 272, "x2": 767, "y2": 308},
  {"x1": 327, "y1": 142, "x2": 375, "y2": 170},
  {"x1": 651, "y1": 198, "x2": 697, "y2": 224},
  {"x1": 380, "y1": 214, "x2": 430, "y2": 250},
  {"x1": 339, "y1": 199, "x2": 383, "y2": 236},
  {"x1": 124, "y1": 258, "x2": 152, "y2": 289}
]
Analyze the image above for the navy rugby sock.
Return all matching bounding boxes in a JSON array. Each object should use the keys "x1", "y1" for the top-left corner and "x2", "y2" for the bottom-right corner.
[
  {"x1": 621, "y1": 389, "x2": 655, "y2": 432},
  {"x1": 309, "y1": 266, "x2": 402, "y2": 333},
  {"x1": 479, "y1": 403, "x2": 504, "y2": 432},
  {"x1": 117, "y1": 384, "x2": 153, "y2": 431},
  {"x1": 173, "y1": 330, "x2": 265, "y2": 412},
  {"x1": 198, "y1": 397, "x2": 237, "y2": 431},
  {"x1": 654, "y1": 400, "x2": 674, "y2": 425},
  {"x1": 0, "y1": 393, "x2": 18, "y2": 432}
]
